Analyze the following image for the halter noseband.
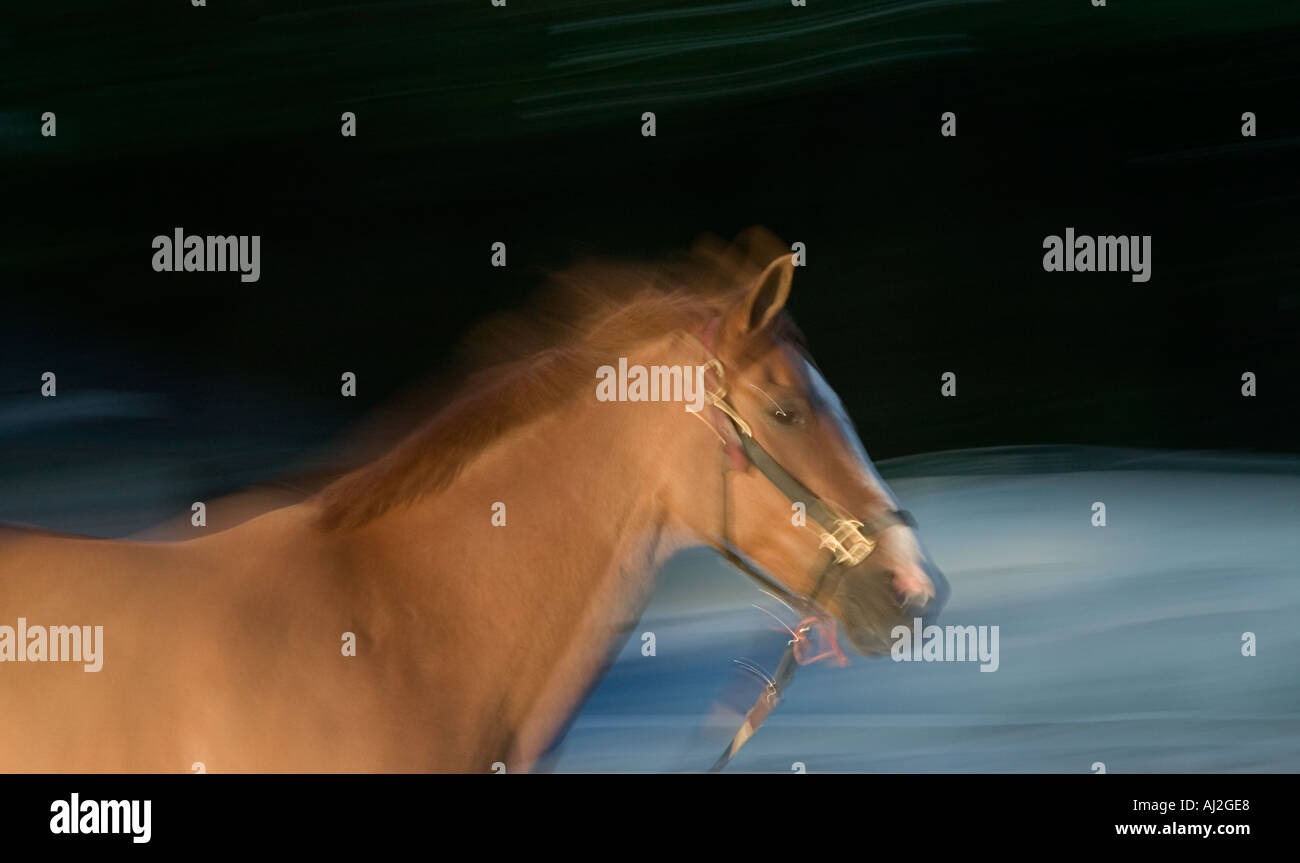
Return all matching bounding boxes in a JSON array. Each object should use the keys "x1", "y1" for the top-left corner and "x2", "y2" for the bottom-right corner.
[{"x1": 689, "y1": 322, "x2": 916, "y2": 771}]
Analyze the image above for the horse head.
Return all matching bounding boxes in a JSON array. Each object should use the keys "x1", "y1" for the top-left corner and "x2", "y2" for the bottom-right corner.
[{"x1": 666, "y1": 231, "x2": 949, "y2": 657}]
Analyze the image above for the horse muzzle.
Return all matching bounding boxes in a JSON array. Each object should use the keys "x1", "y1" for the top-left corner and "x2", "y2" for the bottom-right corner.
[{"x1": 834, "y1": 556, "x2": 949, "y2": 657}]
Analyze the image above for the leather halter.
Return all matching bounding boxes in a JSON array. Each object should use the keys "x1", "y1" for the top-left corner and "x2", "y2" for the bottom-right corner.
[{"x1": 689, "y1": 322, "x2": 916, "y2": 771}]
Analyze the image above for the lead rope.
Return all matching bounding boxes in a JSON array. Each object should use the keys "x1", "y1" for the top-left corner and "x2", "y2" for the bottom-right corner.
[
  {"x1": 708, "y1": 438, "x2": 844, "y2": 773},
  {"x1": 707, "y1": 555, "x2": 837, "y2": 772}
]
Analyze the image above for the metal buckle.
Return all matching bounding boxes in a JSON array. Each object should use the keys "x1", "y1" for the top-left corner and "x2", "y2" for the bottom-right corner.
[
  {"x1": 701, "y1": 359, "x2": 755, "y2": 439},
  {"x1": 819, "y1": 519, "x2": 875, "y2": 566},
  {"x1": 702, "y1": 356, "x2": 725, "y2": 388},
  {"x1": 707, "y1": 394, "x2": 754, "y2": 439}
]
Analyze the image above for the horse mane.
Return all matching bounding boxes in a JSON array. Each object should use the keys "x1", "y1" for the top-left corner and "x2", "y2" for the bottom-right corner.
[{"x1": 314, "y1": 228, "x2": 793, "y2": 531}]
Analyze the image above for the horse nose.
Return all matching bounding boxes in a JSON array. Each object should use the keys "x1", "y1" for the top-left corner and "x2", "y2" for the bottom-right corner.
[
  {"x1": 891, "y1": 561, "x2": 935, "y2": 611},
  {"x1": 915, "y1": 559, "x2": 950, "y2": 621}
]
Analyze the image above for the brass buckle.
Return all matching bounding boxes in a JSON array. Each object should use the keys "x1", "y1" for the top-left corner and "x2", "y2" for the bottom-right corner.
[{"x1": 819, "y1": 519, "x2": 875, "y2": 566}]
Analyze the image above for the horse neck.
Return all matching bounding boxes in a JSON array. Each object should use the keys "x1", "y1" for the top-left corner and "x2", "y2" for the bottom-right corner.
[{"x1": 342, "y1": 336, "x2": 719, "y2": 769}]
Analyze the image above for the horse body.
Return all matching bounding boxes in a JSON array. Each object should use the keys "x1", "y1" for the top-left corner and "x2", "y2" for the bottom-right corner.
[
  {"x1": 0, "y1": 230, "x2": 945, "y2": 772},
  {"x1": 0, "y1": 508, "x2": 350, "y2": 771},
  {"x1": 0, "y1": 352, "x2": 695, "y2": 772}
]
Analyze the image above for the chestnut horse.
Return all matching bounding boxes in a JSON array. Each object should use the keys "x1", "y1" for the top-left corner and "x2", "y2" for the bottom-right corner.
[{"x1": 0, "y1": 229, "x2": 946, "y2": 772}]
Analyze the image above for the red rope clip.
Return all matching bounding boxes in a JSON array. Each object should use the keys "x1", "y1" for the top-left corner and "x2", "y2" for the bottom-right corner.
[{"x1": 791, "y1": 616, "x2": 849, "y2": 667}]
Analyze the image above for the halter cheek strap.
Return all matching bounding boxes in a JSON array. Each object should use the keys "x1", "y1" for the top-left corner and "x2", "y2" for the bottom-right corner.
[{"x1": 699, "y1": 318, "x2": 750, "y2": 472}]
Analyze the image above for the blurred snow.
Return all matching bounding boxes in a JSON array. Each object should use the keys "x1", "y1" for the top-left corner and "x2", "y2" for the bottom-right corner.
[{"x1": 550, "y1": 448, "x2": 1300, "y2": 772}]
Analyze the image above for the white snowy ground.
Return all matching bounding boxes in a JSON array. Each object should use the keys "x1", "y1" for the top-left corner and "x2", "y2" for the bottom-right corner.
[{"x1": 548, "y1": 447, "x2": 1300, "y2": 773}]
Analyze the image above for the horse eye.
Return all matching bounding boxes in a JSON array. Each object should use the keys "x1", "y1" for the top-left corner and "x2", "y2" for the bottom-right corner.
[{"x1": 772, "y1": 406, "x2": 803, "y2": 425}]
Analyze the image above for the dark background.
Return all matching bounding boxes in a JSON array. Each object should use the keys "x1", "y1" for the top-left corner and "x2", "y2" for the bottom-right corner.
[{"x1": 2, "y1": 0, "x2": 1298, "y2": 524}]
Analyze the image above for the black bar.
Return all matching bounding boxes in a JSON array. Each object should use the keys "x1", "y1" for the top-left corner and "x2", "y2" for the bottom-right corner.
[{"x1": 0, "y1": 774, "x2": 1278, "y2": 851}]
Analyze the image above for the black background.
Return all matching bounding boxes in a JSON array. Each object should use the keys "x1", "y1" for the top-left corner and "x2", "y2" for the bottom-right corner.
[{"x1": 2, "y1": 1, "x2": 1297, "y2": 512}]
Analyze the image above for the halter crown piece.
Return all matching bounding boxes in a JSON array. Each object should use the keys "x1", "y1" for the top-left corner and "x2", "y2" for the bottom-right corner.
[{"x1": 687, "y1": 318, "x2": 916, "y2": 772}]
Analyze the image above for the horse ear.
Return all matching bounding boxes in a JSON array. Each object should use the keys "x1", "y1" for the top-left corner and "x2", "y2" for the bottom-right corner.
[{"x1": 729, "y1": 253, "x2": 794, "y2": 336}]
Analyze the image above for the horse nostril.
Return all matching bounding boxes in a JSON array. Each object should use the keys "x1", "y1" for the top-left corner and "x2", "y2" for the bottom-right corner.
[
  {"x1": 895, "y1": 586, "x2": 931, "y2": 612},
  {"x1": 891, "y1": 564, "x2": 935, "y2": 607}
]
